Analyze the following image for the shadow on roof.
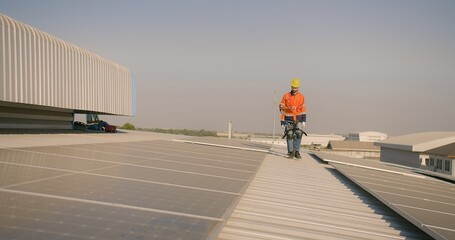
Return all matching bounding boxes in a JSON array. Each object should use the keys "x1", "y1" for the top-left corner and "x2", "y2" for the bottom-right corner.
[{"x1": 0, "y1": 129, "x2": 128, "y2": 135}]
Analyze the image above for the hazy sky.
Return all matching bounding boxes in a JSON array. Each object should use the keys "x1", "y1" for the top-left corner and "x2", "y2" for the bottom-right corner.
[{"x1": 1, "y1": 0, "x2": 454, "y2": 136}]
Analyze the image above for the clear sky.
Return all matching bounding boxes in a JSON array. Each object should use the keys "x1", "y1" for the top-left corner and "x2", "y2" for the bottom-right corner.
[{"x1": 1, "y1": 0, "x2": 454, "y2": 136}]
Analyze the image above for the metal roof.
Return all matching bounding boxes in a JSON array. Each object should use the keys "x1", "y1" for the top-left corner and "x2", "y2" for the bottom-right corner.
[
  {"x1": 425, "y1": 143, "x2": 455, "y2": 157},
  {"x1": 375, "y1": 131, "x2": 455, "y2": 152},
  {"x1": 218, "y1": 148, "x2": 430, "y2": 240},
  {"x1": 0, "y1": 132, "x2": 435, "y2": 239},
  {"x1": 313, "y1": 151, "x2": 455, "y2": 240},
  {"x1": 312, "y1": 152, "x2": 418, "y2": 176}
]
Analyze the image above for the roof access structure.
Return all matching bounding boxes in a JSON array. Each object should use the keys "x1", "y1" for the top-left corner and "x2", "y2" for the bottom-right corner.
[{"x1": 0, "y1": 13, "x2": 134, "y2": 129}]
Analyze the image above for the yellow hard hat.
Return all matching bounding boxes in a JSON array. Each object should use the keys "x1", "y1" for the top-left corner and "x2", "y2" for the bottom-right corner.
[{"x1": 291, "y1": 78, "x2": 300, "y2": 88}]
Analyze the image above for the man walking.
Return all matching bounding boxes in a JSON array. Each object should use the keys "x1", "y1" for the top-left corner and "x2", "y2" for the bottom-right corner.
[{"x1": 280, "y1": 78, "x2": 306, "y2": 159}]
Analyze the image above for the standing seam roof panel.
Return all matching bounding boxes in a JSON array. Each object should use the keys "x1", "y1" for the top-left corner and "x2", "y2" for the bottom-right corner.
[{"x1": 218, "y1": 148, "x2": 431, "y2": 240}]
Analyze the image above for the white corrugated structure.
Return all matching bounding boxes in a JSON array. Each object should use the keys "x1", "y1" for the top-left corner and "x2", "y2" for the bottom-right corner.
[{"x1": 0, "y1": 13, "x2": 133, "y2": 129}]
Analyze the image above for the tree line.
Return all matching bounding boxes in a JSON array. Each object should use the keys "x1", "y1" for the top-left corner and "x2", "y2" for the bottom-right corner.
[{"x1": 119, "y1": 123, "x2": 217, "y2": 137}]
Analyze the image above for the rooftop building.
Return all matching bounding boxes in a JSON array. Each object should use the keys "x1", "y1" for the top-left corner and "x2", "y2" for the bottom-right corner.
[
  {"x1": 375, "y1": 131, "x2": 455, "y2": 177},
  {"x1": 0, "y1": 13, "x2": 134, "y2": 130},
  {"x1": 322, "y1": 140, "x2": 380, "y2": 159},
  {"x1": 347, "y1": 131, "x2": 388, "y2": 142}
]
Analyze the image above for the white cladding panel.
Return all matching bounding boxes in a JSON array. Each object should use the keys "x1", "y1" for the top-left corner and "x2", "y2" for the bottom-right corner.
[{"x1": 0, "y1": 14, "x2": 133, "y2": 116}]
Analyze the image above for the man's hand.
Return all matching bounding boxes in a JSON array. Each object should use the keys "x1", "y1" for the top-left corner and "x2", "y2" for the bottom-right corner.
[{"x1": 280, "y1": 121, "x2": 285, "y2": 129}]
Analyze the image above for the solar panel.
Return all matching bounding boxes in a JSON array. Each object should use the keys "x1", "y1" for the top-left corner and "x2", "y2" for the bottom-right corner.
[
  {"x1": 313, "y1": 152, "x2": 455, "y2": 240},
  {"x1": 177, "y1": 137, "x2": 271, "y2": 153},
  {"x1": 0, "y1": 139, "x2": 269, "y2": 239},
  {"x1": 0, "y1": 191, "x2": 219, "y2": 240}
]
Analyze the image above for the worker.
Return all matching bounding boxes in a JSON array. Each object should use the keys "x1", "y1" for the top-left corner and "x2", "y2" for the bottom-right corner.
[{"x1": 280, "y1": 78, "x2": 306, "y2": 159}]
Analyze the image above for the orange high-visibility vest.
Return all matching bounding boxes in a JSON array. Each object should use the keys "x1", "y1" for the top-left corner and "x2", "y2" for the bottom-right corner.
[{"x1": 280, "y1": 91, "x2": 305, "y2": 121}]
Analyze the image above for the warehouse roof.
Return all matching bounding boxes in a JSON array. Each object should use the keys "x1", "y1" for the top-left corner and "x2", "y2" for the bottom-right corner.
[
  {"x1": 426, "y1": 142, "x2": 455, "y2": 157},
  {"x1": 0, "y1": 131, "x2": 433, "y2": 239},
  {"x1": 313, "y1": 151, "x2": 455, "y2": 240},
  {"x1": 218, "y1": 148, "x2": 428, "y2": 240},
  {"x1": 375, "y1": 131, "x2": 455, "y2": 152}
]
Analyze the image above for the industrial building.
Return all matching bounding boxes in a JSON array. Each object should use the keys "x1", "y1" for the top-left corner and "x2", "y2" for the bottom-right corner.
[
  {"x1": 347, "y1": 131, "x2": 387, "y2": 142},
  {"x1": 424, "y1": 142, "x2": 455, "y2": 175},
  {"x1": 375, "y1": 131, "x2": 455, "y2": 177},
  {"x1": 0, "y1": 13, "x2": 134, "y2": 130},
  {"x1": 324, "y1": 140, "x2": 380, "y2": 159}
]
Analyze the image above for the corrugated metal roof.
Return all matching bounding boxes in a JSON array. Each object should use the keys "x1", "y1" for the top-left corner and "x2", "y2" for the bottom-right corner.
[
  {"x1": 312, "y1": 152, "x2": 418, "y2": 176},
  {"x1": 312, "y1": 151, "x2": 455, "y2": 240},
  {"x1": 315, "y1": 151, "x2": 455, "y2": 186},
  {"x1": 218, "y1": 147, "x2": 430, "y2": 240},
  {"x1": 329, "y1": 163, "x2": 455, "y2": 240}
]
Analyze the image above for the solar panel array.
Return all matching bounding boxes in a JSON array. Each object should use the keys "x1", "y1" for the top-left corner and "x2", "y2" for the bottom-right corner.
[
  {"x1": 313, "y1": 152, "x2": 455, "y2": 240},
  {"x1": 0, "y1": 139, "x2": 269, "y2": 239}
]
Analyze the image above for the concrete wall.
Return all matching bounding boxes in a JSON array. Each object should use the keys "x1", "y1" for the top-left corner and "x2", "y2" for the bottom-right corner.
[{"x1": 380, "y1": 147, "x2": 421, "y2": 168}]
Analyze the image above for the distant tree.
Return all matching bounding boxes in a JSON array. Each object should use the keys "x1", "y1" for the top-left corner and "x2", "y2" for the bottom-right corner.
[
  {"x1": 120, "y1": 122, "x2": 136, "y2": 130},
  {"x1": 136, "y1": 127, "x2": 217, "y2": 137}
]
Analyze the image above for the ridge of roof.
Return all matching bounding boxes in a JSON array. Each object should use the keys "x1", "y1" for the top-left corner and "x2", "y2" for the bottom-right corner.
[{"x1": 375, "y1": 131, "x2": 455, "y2": 152}]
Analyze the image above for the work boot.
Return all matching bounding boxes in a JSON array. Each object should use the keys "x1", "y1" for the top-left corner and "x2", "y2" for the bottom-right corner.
[
  {"x1": 295, "y1": 151, "x2": 301, "y2": 159},
  {"x1": 288, "y1": 151, "x2": 295, "y2": 159}
]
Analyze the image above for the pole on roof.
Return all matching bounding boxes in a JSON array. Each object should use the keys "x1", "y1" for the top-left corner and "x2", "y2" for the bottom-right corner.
[{"x1": 273, "y1": 90, "x2": 277, "y2": 143}]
